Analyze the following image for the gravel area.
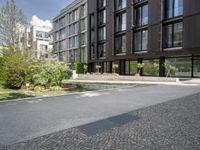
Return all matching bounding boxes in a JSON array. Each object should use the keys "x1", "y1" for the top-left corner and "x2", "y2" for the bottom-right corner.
[{"x1": 6, "y1": 92, "x2": 200, "y2": 150}]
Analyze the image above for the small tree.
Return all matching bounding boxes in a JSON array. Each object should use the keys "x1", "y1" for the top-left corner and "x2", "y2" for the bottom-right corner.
[
  {"x1": 0, "y1": 0, "x2": 27, "y2": 53},
  {"x1": 112, "y1": 64, "x2": 119, "y2": 74},
  {"x1": 136, "y1": 63, "x2": 144, "y2": 76},
  {"x1": 164, "y1": 61, "x2": 178, "y2": 77},
  {"x1": 96, "y1": 65, "x2": 102, "y2": 73}
]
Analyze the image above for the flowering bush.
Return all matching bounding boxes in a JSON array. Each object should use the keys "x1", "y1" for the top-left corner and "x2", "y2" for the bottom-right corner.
[{"x1": 2, "y1": 53, "x2": 72, "y2": 89}]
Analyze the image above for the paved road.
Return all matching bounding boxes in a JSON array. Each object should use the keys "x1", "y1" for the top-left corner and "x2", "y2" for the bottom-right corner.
[{"x1": 0, "y1": 84, "x2": 200, "y2": 146}]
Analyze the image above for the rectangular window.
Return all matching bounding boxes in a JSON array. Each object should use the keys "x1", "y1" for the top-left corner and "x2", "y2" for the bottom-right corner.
[
  {"x1": 98, "y1": 9, "x2": 106, "y2": 25},
  {"x1": 130, "y1": 61, "x2": 138, "y2": 75},
  {"x1": 165, "y1": 57, "x2": 192, "y2": 77},
  {"x1": 80, "y1": 4, "x2": 86, "y2": 18},
  {"x1": 163, "y1": 22, "x2": 183, "y2": 48},
  {"x1": 143, "y1": 59, "x2": 159, "y2": 76},
  {"x1": 98, "y1": 0, "x2": 106, "y2": 9},
  {"x1": 59, "y1": 17, "x2": 65, "y2": 28},
  {"x1": 125, "y1": 61, "x2": 130, "y2": 75},
  {"x1": 90, "y1": 30, "x2": 95, "y2": 43},
  {"x1": 194, "y1": 56, "x2": 200, "y2": 77},
  {"x1": 98, "y1": 27, "x2": 106, "y2": 41},
  {"x1": 115, "y1": 12, "x2": 126, "y2": 32},
  {"x1": 115, "y1": 34, "x2": 126, "y2": 54},
  {"x1": 98, "y1": 43, "x2": 106, "y2": 58},
  {"x1": 135, "y1": 4, "x2": 148, "y2": 27},
  {"x1": 90, "y1": 45, "x2": 95, "y2": 59},
  {"x1": 164, "y1": 0, "x2": 183, "y2": 19},
  {"x1": 59, "y1": 29, "x2": 66, "y2": 39},
  {"x1": 134, "y1": 30, "x2": 148, "y2": 51},
  {"x1": 81, "y1": 19, "x2": 86, "y2": 31},
  {"x1": 115, "y1": 0, "x2": 126, "y2": 11}
]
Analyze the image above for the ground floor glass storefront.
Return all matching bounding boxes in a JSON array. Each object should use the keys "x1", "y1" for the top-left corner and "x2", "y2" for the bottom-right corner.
[
  {"x1": 143, "y1": 59, "x2": 159, "y2": 76},
  {"x1": 88, "y1": 56, "x2": 200, "y2": 77},
  {"x1": 194, "y1": 56, "x2": 200, "y2": 77},
  {"x1": 165, "y1": 57, "x2": 192, "y2": 77}
]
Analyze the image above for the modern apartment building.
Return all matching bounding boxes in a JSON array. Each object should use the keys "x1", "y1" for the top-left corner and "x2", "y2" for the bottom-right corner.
[
  {"x1": 30, "y1": 25, "x2": 53, "y2": 59},
  {"x1": 88, "y1": 0, "x2": 200, "y2": 77},
  {"x1": 52, "y1": 0, "x2": 88, "y2": 65}
]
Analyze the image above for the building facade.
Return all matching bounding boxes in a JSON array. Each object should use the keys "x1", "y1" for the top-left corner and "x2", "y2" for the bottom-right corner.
[
  {"x1": 87, "y1": 0, "x2": 200, "y2": 77},
  {"x1": 52, "y1": 0, "x2": 88, "y2": 65},
  {"x1": 30, "y1": 25, "x2": 53, "y2": 59}
]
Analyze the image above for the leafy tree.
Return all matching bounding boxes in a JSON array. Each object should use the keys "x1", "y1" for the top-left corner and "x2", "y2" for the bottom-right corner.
[{"x1": 0, "y1": 0, "x2": 27, "y2": 53}]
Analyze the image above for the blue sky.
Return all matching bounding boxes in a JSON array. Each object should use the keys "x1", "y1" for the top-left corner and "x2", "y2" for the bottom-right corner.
[{"x1": 0, "y1": 0, "x2": 74, "y2": 22}]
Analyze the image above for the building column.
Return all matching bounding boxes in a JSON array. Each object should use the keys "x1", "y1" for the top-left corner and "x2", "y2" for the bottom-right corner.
[{"x1": 159, "y1": 57, "x2": 165, "y2": 77}]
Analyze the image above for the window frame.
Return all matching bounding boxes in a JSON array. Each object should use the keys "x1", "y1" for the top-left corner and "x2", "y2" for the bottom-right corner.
[{"x1": 163, "y1": 21, "x2": 183, "y2": 49}]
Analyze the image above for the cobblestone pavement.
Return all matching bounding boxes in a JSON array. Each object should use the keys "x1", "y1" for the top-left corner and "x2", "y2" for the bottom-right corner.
[{"x1": 6, "y1": 92, "x2": 200, "y2": 150}]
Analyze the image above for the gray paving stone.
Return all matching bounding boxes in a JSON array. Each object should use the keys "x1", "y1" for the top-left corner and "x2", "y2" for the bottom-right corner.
[{"x1": 7, "y1": 92, "x2": 200, "y2": 150}]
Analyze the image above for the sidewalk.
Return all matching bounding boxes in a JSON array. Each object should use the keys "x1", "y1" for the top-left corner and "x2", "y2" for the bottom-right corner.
[{"x1": 67, "y1": 79, "x2": 200, "y2": 86}]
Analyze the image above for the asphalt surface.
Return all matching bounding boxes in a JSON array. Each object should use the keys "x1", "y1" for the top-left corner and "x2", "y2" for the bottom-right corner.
[{"x1": 0, "y1": 84, "x2": 200, "y2": 149}]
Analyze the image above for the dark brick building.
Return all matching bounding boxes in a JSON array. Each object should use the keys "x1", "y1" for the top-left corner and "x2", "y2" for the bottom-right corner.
[{"x1": 87, "y1": 0, "x2": 200, "y2": 77}]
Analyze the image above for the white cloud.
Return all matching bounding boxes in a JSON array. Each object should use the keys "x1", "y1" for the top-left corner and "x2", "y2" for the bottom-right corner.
[{"x1": 30, "y1": 15, "x2": 52, "y2": 28}]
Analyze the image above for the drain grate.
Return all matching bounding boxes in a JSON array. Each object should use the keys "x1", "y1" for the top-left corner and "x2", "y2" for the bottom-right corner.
[{"x1": 78, "y1": 113, "x2": 139, "y2": 136}]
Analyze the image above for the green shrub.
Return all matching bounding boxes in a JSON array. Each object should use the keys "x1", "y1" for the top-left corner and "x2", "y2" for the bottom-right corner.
[
  {"x1": 0, "y1": 58, "x2": 8, "y2": 85},
  {"x1": 73, "y1": 63, "x2": 87, "y2": 74},
  {"x1": 5, "y1": 56, "x2": 30, "y2": 89},
  {"x1": 50, "y1": 86, "x2": 62, "y2": 91},
  {"x1": 32, "y1": 61, "x2": 72, "y2": 88},
  {"x1": 34, "y1": 86, "x2": 45, "y2": 92},
  {"x1": 1, "y1": 51, "x2": 72, "y2": 89}
]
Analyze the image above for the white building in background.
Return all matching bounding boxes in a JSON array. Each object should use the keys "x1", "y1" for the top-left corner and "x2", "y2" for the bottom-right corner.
[
  {"x1": 30, "y1": 25, "x2": 53, "y2": 59},
  {"x1": 52, "y1": 0, "x2": 88, "y2": 65}
]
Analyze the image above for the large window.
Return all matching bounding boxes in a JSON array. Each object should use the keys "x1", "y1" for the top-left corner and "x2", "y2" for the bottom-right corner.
[
  {"x1": 98, "y1": 10, "x2": 106, "y2": 25},
  {"x1": 134, "y1": 30, "x2": 148, "y2": 51},
  {"x1": 115, "y1": 0, "x2": 126, "y2": 11},
  {"x1": 143, "y1": 59, "x2": 159, "y2": 76},
  {"x1": 115, "y1": 12, "x2": 126, "y2": 32},
  {"x1": 163, "y1": 22, "x2": 183, "y2": 48},
  {"x1": 165, "y1": 57, "x2": 192, "y2": 77},
  {"x1": 115, "y1": 34, "x2": 126, "y2": 54},
  {"x1": 135, "y1": 4, "x2": 148, "y2": 27},
  {"x1": 164, "y1": 0, "x2": 183, "y2": 19},
  {"x1": 125, "y1": 60, "x2": 138, "y2": 75}
]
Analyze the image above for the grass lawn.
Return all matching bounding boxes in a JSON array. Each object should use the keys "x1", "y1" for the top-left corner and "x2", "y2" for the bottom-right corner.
[{"x1": 0, "y1": 86, "x2": 94, "y2": 101}]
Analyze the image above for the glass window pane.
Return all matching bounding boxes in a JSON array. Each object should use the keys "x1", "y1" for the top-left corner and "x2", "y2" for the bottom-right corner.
[
  {"x1": 115, "y1": 0, "x2": 126, "y2": 11},
  {"x1": 115, "y1": 12, "x2": 126, "y2": 32},
  {"x1": 122, "y1": 35, "x2": 126, "y2": 53},
  {"x1": 115, "y1": 35, "x2": 126, "y2": 54},
  {"x1": 194, "y1": 56, "x2": 200, "y2": 77},
  {"x1": 134, "y1": 32, "x2": 141, "y2": 51},
  {"x1": 174, "y1": 0, "x2": 183, "y2": 17},
  {"x1": 142, "y1": 30, "x2": 148, "y2": 50},
  {"x1": 143, "y1": 59, "x2": 159, "y2": 76},
  {"x1": 165, "y1": 57, "x2": 192, "y2": 77},
  {"x1": 173, "y1": 22, "x2": 183, "y2": 47},
  {"x1": 130, "y1": 61, "x2": 138, "y2": 75},
  {"x1": 135, "y1": 7, "x2": 141, "y2": 26},
  {"x1": 163, "y1": 24, "x2": 172, "y2": 48},
  {"x1": 142, "y1": 5, "x2": 148, "y2": 25},
  {"x1": 125, "y1": 61, "x2": 130, "y2": 75},
  {"x1": 165, "y1": 0, "x2": 173, "y2": 19}
]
